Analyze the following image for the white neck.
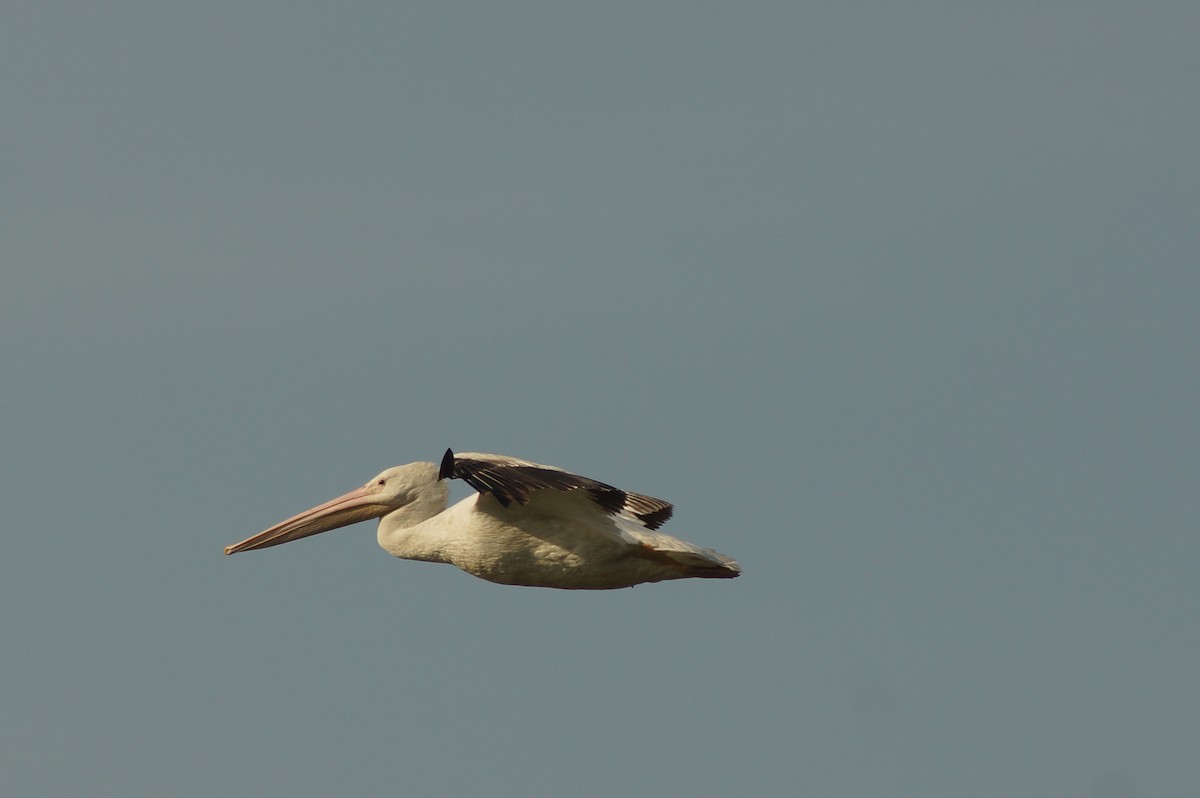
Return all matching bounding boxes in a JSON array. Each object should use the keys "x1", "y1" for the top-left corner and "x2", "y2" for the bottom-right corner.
[{"x1": 376, "y1": 483, "x2": 452, "y2": 563}]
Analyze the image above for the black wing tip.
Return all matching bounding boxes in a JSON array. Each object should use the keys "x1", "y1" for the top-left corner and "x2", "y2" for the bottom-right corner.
[
  {"x1": 586, "y1": 487, "x2": 628, "y2": 515},
  {"x1": 438, "y1": 448, "x2": 456, "y2": 480},
  {"x1": 637, "y1": 505, "x2": 674, "y2": 530},
  {"x1": 442, "y1": 451, "x2": 519, "y2": 507}
]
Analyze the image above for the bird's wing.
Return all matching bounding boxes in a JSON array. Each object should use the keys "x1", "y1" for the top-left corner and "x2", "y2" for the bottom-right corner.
[{"x1": 439, "y1": 449, "x2": 673, "y2": 530}]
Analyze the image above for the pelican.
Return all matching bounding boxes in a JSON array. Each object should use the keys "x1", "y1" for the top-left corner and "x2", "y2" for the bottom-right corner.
[{"x1": 225, "y1": 449, "x2": 741, "y2": 589}]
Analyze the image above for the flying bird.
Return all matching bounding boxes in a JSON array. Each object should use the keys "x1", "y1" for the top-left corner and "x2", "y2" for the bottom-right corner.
[{"x1": 224, "y1": 449, "x2": 741, "y2": 589}]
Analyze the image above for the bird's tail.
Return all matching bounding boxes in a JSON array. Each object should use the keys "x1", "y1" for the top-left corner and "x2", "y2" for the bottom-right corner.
[
  {"x1": 619, "y1": 515, "x2": 742, "y2": 580},
  {"x1": 685, "y1": 548, "x2": 742, "y2": 578},
  {"x1": 650, "y1": 546, "x2": 742, "y2": 579}
]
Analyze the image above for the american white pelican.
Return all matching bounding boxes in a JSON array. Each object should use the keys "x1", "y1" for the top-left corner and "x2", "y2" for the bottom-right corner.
[{"x1": 225, "y1": 449, "x2": 741, "y2": 589}]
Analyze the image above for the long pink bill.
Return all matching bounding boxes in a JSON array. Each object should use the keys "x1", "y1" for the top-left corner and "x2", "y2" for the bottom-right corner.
[{"x1": 224, "y1": 484, "x2": 392, "y2": 555}]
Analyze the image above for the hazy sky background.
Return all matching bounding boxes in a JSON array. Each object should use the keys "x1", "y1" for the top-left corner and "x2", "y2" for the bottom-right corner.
[{"x1": 2, "y1": 3, "x2": 1197, "y2": 796}]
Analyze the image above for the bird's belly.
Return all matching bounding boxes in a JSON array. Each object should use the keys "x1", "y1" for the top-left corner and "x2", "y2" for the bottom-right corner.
[{"x1": 448, "y1": 516, "x2": 668, "y2": 590}]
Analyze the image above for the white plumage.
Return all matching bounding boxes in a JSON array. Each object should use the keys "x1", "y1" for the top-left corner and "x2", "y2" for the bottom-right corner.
[{"x1": 225, "y1": 449, "x2": 741, "y2": 590}]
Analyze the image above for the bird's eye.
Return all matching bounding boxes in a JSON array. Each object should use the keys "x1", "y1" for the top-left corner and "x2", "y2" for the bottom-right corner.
[{"x1": 377, "y1": 479, "x2": 387, "y2": 486}]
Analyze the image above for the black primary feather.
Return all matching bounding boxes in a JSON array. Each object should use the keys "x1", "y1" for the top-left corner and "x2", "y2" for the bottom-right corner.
[{"x1": 440, "y1": 448, "x2": 673, "y2": 528}]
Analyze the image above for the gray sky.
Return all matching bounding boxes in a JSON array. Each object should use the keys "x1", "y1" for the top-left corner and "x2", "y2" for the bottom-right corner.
[{"x1": 2, "y1": 3, "x2": 1197, "y2": 796}]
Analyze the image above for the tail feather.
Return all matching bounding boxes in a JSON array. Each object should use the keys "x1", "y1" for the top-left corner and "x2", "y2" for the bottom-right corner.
[
  {"x1": 654, "y1": 547, "x2": 742, "y2": 579},
  {"x1": 610, "y1": 508, "x2": 741, "y2": 580}
]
